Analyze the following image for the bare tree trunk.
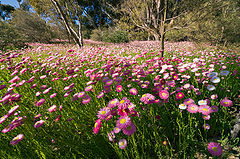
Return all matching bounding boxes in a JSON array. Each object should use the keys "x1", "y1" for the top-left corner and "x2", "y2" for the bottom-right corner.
[
  {"x1": 78, "y1": 18, "x2": 83, "y2": 48},
  {"x1": 51, "y1": 0, "x2": 83, "y2": 48},
  {"x1": 160, "y1": 0, "x2": 167, "y2": 57},
  {"x1": 153, "y1": 34, "x2": 160, "y2": 41}
]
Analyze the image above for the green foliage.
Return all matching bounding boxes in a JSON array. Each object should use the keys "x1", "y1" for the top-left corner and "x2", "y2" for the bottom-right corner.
[
  {"x1": 11, "y1": 9, "x2": 53, "y2": 43},
  {"x1": 91, "y1": 28, "x2": 129, "y2": 43},
  {"x1": 0, "y1": 21, "x2": 26, "y2": 51}
]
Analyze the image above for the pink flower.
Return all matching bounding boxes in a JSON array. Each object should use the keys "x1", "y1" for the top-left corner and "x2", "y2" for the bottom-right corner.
[
  {"x1": 207, "y1": 142, "x2": 222, "y2": 156},
  {"x1": 35, "y1": 99, "x2": 45, "y2": 107},
  {"x1": 85, "y1": 85, "x2": 93, "y2": 92},
  {"x1": 187, "y1": 104, "x2": 199, "y2": 113},
  {"x1": 116, "y1": 85, "x2": 123, "y2": 93},
  {"x1": 220, "y1": 97, "x2": 232, "y2": 107},
  {"x1": 108, "y1": 99, "x2": 119, "y2": 108},
  {"x1": 93, "y1": 119, "x2": 101, "y2": 134},
  {"x1": 34, "y1": 120, "x2": 44, "y2": 128},
  {"x1": 198, "y1": 105, "x2": 212, "y2": 115},
  {"x1": 122, "y1": 122, "x2": 136, "y2": 136},
  {"x1": 116, "y1": 116, "x2": 131, "y2": 129},
  {"x1": 159, "y1": 90, "x2": 169, "y2": 99},
  {"x1": 211, "y1": 106, "x2": 218, "y2": 112},
  {"x1": 119, "y1": 139, "x2": 127, "y2": 149},
  {"x1": 10, "y1": 134, "x2": 23, "y2": 146},
  {"x1": 140, "y1": 93, "x2": 155, "y2": 104},
  {"x1": 203, "y1": 123, "x2": 210, "y2": 130},
  {"x1": 48, "y1": 105, "x2": 57, "y2": 113},
  {"x1": 40, "y1": 75, "x2": 46, "y2": 79},
  {"x1": 176, "y1": 92, "x2": 184, "y2": 100},
  {"x1": 97, "y1": 92, "x2": 104, "y2": 98},
  {"x1": 129, "y1": 88, "x2": 138, "y2": 95},
  {"x1": 2, "y1": 124, "x2": 16, "y2": 133},
  {"x1": 9, "y1": 76, "x2": 20, "y2": 83},
  {"x1": 50, "y1": 93, "x2": 57, "y2": 98},
  {"x1": 184, "y1": 98, "x2": 195, "y2": 105},
  {"x1": 97, "y1": 107, "x2": 110, "y2": 120}
]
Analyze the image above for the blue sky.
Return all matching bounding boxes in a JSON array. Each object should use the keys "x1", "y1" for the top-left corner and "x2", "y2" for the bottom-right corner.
[{"x1": 1, "y1": 0, "x2": 20, "y2": 8}]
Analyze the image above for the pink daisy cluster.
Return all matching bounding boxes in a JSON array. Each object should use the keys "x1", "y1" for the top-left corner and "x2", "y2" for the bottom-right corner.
[{"x1": 94, "y1": 97, "x2": 138, "y2": 149}]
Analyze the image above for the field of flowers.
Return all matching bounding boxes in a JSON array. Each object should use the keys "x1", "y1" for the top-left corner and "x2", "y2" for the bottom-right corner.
[{"x1": 0, "y1": 41, "x2": 239, "y2": 158}]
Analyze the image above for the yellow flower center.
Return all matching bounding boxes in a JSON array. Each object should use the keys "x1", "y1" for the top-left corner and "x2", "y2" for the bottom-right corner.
[
  {"x1": 120, "y1": 119, "x2": 126, "y2": 124},
  {"x1": 120, "y1": 100, "x2": 125, "y2": 104},
  {"x1": 120, "y1": 142, "x2": 124, "y2": 146},
  {"x1": 191, "y1": 107, "x2": 195, "y2": 110},
  {"x1": 212, "y1": 147, "x2": 218, "y2": 152},
  {"x1": 111, "y1": 101, "x2": 116, "y2": 104},
  {"x1": 224, "y1": 102, "x2": 228, "y2": 104},
  {"x1": 13, "y1": 137, "x2": 19, "y2": 141},
  {"x1": 162, "y1": 93, "x2": 166, "y2": 96},
  {"x1": 187, "y1": 101, "x2": 191, "y2": 103},
  {"x1": 94, "y1": 123, "x2": 98, "y2": 128},
  {"x1": 101, "y1": 111, "x2": 106, "y2": 115},
  {"x1": 142, "y1": 94, "x2": 146, "y2": 97},
  {"x1": 203, "y1": 108, "x2": 208, "y2": 112},
  {"x1": 179, "y1": 94, "x2": 182, "y2": 97}
]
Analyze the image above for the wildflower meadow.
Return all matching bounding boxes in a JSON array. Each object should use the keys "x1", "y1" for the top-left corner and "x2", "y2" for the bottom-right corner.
[{"x1": 0, "y1": 41, "x2": 239, "y2": 158}]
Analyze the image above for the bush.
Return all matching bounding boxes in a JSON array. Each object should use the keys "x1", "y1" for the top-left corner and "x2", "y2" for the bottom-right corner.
[
  {"x1": 91, "y1": 28, "x2": 129, "y2": 43},
  {"x1": 0, "y1": 21, "x2": 26, "y2": 51}
]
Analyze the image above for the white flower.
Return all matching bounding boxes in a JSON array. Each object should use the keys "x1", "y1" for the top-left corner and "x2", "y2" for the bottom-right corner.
[
  {"x1": 207, "y1": 72, "x2": 218, "y2": 78},
  {"x1": 179, "y1": 104, "x2": 187, "y2": 110},
  {"x1": 210, "y1": 77, "x2": 220, "y2": 83},
  {"x1": 220, "y1": 70, "x2": 229, "y2": 76},
  {"x1": 207, "y1": 85, "x2": 216, "y2": 91},
  {"x1": 198, "y1": 100, "x2": 207, "y2": 105}
]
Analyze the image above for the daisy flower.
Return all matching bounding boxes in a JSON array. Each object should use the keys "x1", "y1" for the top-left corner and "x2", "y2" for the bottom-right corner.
[
  {"x1": 114, "y1": 127, "x2": 121, "y2": 133},
  {"x1": 184, "y1": 98, "x2": 195, "y2": 105},
  {"x1": 34, "y1": 120, "x2": 45, "y2": 128},
  {"x1": 176, "y1": 92, "x2": 184, "y2": 100},
  {"x1": 129, "y1": 88, "x2": 138, "y2": 95},
  {"x1": 220, "y1": 70, "x2": 229, "y2": 76},
  {"x1": 140, "y1": 93, "x2": 155, "y2": 104},
  {"x1": 116, "y1": 116, "x2": 131, "y2": 129},
  {"x1": 207, "y1": 72, "x2": 218, "y2": 78},
  {"x1": 85, "y1": 85, "x2": 93, "y2": 92},
  {"x1": 220, "y1": 97, "x2": 232, "y2": 107},
  {"x1": 97, "y1": 92, "x2": 104, "y2": 98},
  {"x1": 119, "y1": 97, "x2": 131, "y2": 109},
  {"x1": 48, "y1": 105, "x2": 57, "y2": 113},
  {"x1": 122, "y1": 122, "x2": 136, "y2": 136},
  {"x1": 93, "y1": 119, "x2": 101, "y2": 134},
  {"x1": 116, "y1": 85, "x2": 123, "y2": 93},
  {"x1": 198, "y1": 105, "x2": 212, "y2": 115},
  {"x1": 210, "y1": 77, "x2": 220, "y2": 83},
  {"x1": 10, "y1": 134, "x2": 24, "y2": 146},
  {"x1": 207, "y1": 142, "x2": 222, "y2": 156},
  {"x1": 207, "y1": 85, "x2": 215, "y2": 91},
  {"x1": 198, "y1": 100, "x2": 207, "y2": 105},
  {"x1": 187, "y1": 104, "x2": 199, "y2": 113},
  {"x1": 179, "y1": 104, "x2": 187, "y2": 110},
  {"x1": 211, "y1": 106, "x2": 219, "y2": 112},
  {"x1": 108, "y1": 99, "x2": 119, "y2": 108},
  {"x1": 162, "y1": 141, "x2": 167, "y2": 146},
  {"x1": 211, "y1": 94, "x2": 218, "y2": 100},
  {"x1": 203, "y1": 123, "x2": 210, "y2": 130},
  {"x1": 78, "y1": 91, "x2": 85, "y2": 98},
  {"x1": 119, "y1": 139, "x2": 127, "y2": 149},
  {"x1": 203, "y1": 114, "x2": 211, "y2": 120},
  {"x1": 159, "y1": 90, "x2": 169, "y2": 100},
  {"x1": 97, "y1": 107, "x2": 110, "y2": 120}
]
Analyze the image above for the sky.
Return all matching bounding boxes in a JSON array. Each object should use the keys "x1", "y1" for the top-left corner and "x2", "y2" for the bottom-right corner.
[{"x1": 0, "y1": 0, "x2": 20, "y2": 8}]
